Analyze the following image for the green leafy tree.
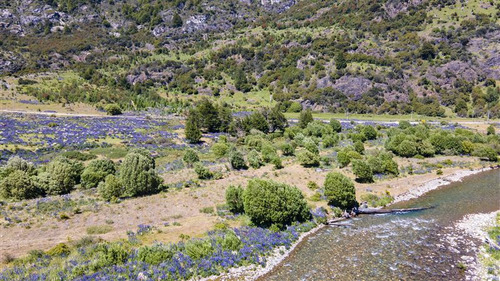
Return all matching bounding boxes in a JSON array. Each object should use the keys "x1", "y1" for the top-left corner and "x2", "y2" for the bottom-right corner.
[
  {"x1": 243, "y1": 179, "x2": 310, "y2": 227},
  {"x1": 194, "y1": 163, "x2": 214, "y2": 180},
  {"x1": 303, "y1": 137, "x2": 319, "y2": 154},
  {"x1": 323, "y1": 172, "x2": 358, "y2": 210},
  {"x1": 81, "y1": 159, "x2": 115, "y2": 189},
  {"x1": 397, "y1": 140, "x2": 418, "y2": 158},
  {"x1": 352, "y1": 160, "x2": 374, "y2": 183},
  {"x1": 281, "y1": 142, "x2": 295, "y2": 156},
  {"x1": 298, "y1": 109, "x2": 314, "y2": 129},
  {"x1": 118, "y1": 151, "x2": 161, "y2": 197},
  {"x1": 354, "y1": 140, "x2": 365, "y2": 154},
  {"x1": 211, "y1": 143, "x2": 229, "y2": 158},
  {"x1": 42, "y1": 158, "x2": 83, "y2": 195},
  {"x1": 297, "y1": 150, "x2": 320, "y2": 167},
  {"x1": 247, "y1": 149, "x2": 263, "y2": 169},
  {"x1": 362, "y1": 125, "x2": 377, "y2": 140},
  {"x1": 267, "y1": 106, "x2": 288, "y2": 132},
  {"x1": 98, "y1": 174, "x2": 122, "y2": 201},
  {"x1": 104, "y1": 104, "x2": 122, "y2": 115},
  {"x1": 420, "y1": 41, "x2": 436, "y2": 60},
  {"x1": 487, "y1": 125, "x2": 496, "y2": 135},
  {"x1": 226, "y1": 185, "x2": 244, "y2": 214}
]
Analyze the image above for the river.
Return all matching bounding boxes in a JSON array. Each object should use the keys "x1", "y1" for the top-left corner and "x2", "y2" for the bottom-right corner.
[{"x1": 262, "y1": 169, "x2": 500, "y2": 281}]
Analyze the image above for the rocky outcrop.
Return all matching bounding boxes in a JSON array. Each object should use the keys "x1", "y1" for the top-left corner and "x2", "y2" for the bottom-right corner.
[
  {"x1": 332, "y1": 76, "x2": 373, "y2": 100},
  {"x1": 384, "y1": 0, "x2": 425, "y2": 19}
]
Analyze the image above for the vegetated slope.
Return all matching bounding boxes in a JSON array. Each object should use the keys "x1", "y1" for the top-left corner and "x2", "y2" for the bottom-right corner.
[{"x1": 0, "y1": 0, "x2": 499, "y2": 118}]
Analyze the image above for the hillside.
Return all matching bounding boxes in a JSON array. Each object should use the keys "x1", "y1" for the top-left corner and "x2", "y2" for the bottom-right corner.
[{"x1": 0, "y1": 0, "x2": 499, "y2": 118}]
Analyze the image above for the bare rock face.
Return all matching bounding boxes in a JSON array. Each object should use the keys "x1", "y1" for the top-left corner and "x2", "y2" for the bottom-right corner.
[
  {"x1": 0, "y1": 53, "x2": 23, "y2": 74},
  {"x1": 426, "y1": 61, "x2": 481, "y2": 89},
  {"x1": 332, "y1": 76, "x2": 373, "y2": 100},
  {"x1": 260, "y1": 0, "x2": 296, "y2": 13}
]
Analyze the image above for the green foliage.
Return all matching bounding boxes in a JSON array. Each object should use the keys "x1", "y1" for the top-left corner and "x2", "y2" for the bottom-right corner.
[
  {"x1": 194, "y1": 163, "x2": 214, "y2": 180},
  {"x1": 360, "y1": 191, "x2": 394, "y2": 207},
  {"x1": 118, "y1": 151, "x2": 161, "y2": 197},
  {"x1": 62, "y1": 151, "x2": 97, "y2": 161},
  {"x1": 361, "y1": 125, "x2": 377, "y2": 140},
  {"x1": 81, "y1": 159, "x2": 115, "y2": 189},
  {"x1": 473, "y1": 144, "x2": 498, "y2": 161},
  {"x1": 243, "y1": 179, "x2": 310, "y2": 227},
  {"x1": 261, "y1": 142, "x2": 278, "y2": 163},
  {"x1": 487, "y1": 125, "x2": 496, "y2": 135},
  {"x1": 185, "y1": 114, "x2": 202, "y2": 144},
  {"x1": 298, "y1": 109, "x2": 314, "y2": 129},
  {"x1": 183, "y1": 148, "x2": 200, "y2": 167},
  {"x1": 322, "y1": 134, "x2": 338, "y2": 148},
  {"x1": 323, "y1": 172, "x2": 358, "y2": 210},
  {"x1": 288, "y1": 102, "x2": 302, "y2": 112},
  {"x1": 297, "y1": 150, "x2": 320, "y2": 167},
  {"x1": 86, "y1": 225, "x2": 113, "y2": 235},
  {"x1": 104, "y1": 104, "x2": 122, "y2": 115},
  {"x1": 330, "y1": 119, "x2": 342, "y2": 133},
  {"x1": 303, "y1": 137, "x2": 319, "y2": 154},
  {"x1": 352, "y1": 160, "x2": 373, "y2": 183},
  {"x1": 47, "y1": 243, "x2": 71, "y2": 257},
  {"x1": 0, "y1": 170, "x2": 41, "y2": 200},
  {"x1": 225, "y1": 185, "x2": 244, "y2": 214},
  {"x1": 137, "y1": 244, "x2": 175, "y2": 265},
  {"x1": 397, "y1": 140, "x2": 418, "y2": 158},
  {"x1": 211, "y1": 143, "x2": 229, "y2": 159},
  {"x1": 247, "y1": 149, "x2": 263, "y2": 169},
  {"x1": 307, "y1": 181, "x2": 319, "y2": 190},
  {"x1": 229, "y1": 149, "x2": 247, "y2": 170},
  {"x1": 281, "y1": 142, "x2": 295, "y2": 156},
  {"x1": 172, "y1": 12, "x2": 183, "y2": 28},
  {"x1": 337, "y1": 147, "x2": 362, "y2": 168},
  {"x1": 42, "y1": 158, "x2": 83, "y2": 195},
  {"x1": 98, "y1": 174, "x2": 122, "y2": 201},
  {"x1": 353, "y1": 140, "x2": 365, "y2": 154}
]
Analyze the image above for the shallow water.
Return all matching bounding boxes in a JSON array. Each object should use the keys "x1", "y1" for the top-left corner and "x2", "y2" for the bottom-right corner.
[{"x1": 262, "y1": 170, "x2": 500, "y2": 281}]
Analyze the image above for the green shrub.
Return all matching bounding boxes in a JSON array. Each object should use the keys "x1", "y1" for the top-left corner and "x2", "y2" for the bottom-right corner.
[
  {"x1": 270, "y1": 156, "x2": 283, "y2": 169},
  {"x1": 90, "y1": 243, "x2": 129, "y2": 271},
  {"x1": 281, "y1": 142, "x2": 295, "y2": 156},
  {"x1": 137, "y1": 244, "x2": 177, "y2": 265},
  {"x1": 297, "y1": 150, "x2": 320, "y2": 167},
  {"x1": 137, "y1": 244, "x2": 175, "y2": 265},
  {"x1": 98, "y1": 174, "x2": 122, "y2": 201},
  {"x1": 211, "y1": 143, "x2": 229, "y2": 158},
  {"x1": 225, "y1": 185, "x2": 244, "y2": 214},
  {"x1": 118, "y1": 151, "x2": 161, "y2": 197},
  {"x1": 62, "y1": 151, "x2": 97, "y2": 161},
  {"x1": 243, "y1": 179, "x2": 310, "y2": 227},
  {"x1": 354, "y1": 140, "x2": 365, "y2": 154},
  {"x1": 487, "y1": 125, "x2": 496, "y2": 135},
  {"x1": 199, "y1": 206, "x2": 214, "y2": 214},
  {"x1": 360, "y1": 191, "x2": 394, "y2": 207},
  {"x1": 261, "y1": 142, "x2": 277, "y2": 163},
  {"x1": 183, "y1": 148, "x2": 200, "y2": 167},
  {"x1": 0, "y1": 170, "x2": 41, "y2": 200},
  {"x1": 352, "y1": 160, "x2": 374, "y2": 183},
  {"x1": 303, "y1": 138, "x2": 319, "y2": 154},
  {"x1": 418, "y1": 140, "x2": 435, "y2": 157},
  {"x1": 307, "y1": 181, "x2": 319, "y2": 190},
  {"x1": 397, "y1": 140, "x2": 418, "y2": 158},
  {"x1": 194, "y1": 163, "x2": 214, "y2": 180},
  {"x1": 287, "y1": 102, "x2": 302, "y2": 112},
  {"x1": 337, "y1": 148, "x2": 361, "y2": 168},
  {"x1": 185, "y1": 114, "x2": 202, "y2": 144},
  {"x1": 298, "y1": 109, "x2": 314, "y2": 129},
  {"x1": 86, "y1": 225, "x2": 113, "y2": 235},
  {"x1": 42, "y1": 158, "x2": 83, "y2": 195},
  {"x1": 473, "y1": 145, "x2": 498, "y2": 161},
  {"x1": 330, "y1": 119, "x2": 342, "y2": 132},
  {"x1": 185, "y1": 239, "x2": 214, "y2": 260},
  {"x1": 362, "y1": 125, "x2": 377, "y2": 140},
  {"x1": 47, "y1": 243, "x2": 71, "y2": 257},
  {"x1": 229, "y1": 149, "x2": 247, "y2": 170},
  {"x1": 247, "y1": 150, "x2": 263, "y2": 169},
  {"x1": 81, "y1": 159, "x2": 116, "y2": 189},
  {"x1": 399, "y1": 120, "x2": 411, "y2": 129},
  {"x1": 324, "y1": 172, "x2": 358, "y2": 210},
  {"x1": 4, "y1": 156, "x2": 35, "y2": 174},
  {"x1": 104, "y1": 104, "x2": 122, "y2": 115},
  {"x1": 322, "y1": 134, "x2": 338, "y2": 148}
]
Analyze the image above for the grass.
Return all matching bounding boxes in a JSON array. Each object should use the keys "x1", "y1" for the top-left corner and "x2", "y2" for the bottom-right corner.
[
  {"x1": 89, "y1": 147, "x2": 128, "y2": 159},
  {"x1": 86, "y1": 225, "x2": 114, "y2": 235}
]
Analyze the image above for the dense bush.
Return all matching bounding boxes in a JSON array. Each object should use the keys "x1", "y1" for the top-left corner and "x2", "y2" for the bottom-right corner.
[
  {"x1": 473, "y1": 144, "x2": 498, "y2": 161},
  {"x1": 337, "y1": 147, "x2": 362, "y2": 168},
  {"x1": 352, "y1": 160, "x2": 373, "y2": 183},
  {"x1": 297, "y1": 150, "x2": 320, "y2": 167},
  {"x1": 354, "y1": 140, "x2": 365, "y2": 154},
  {"x1": 118, "y1": 151, "x2": 161, "y2": 197},
  {"x1": 81, "y1": 159, "x2": 116, "y2": 189},
  {"x1": 330, "y1": 119, "x2": 342, "y2": 132},
  {"x1": 0, "y1": 170, "x2": 41, "y2": 200},
  {"x1": 261, "y1": 142, "x2": 278, "y2": 163},
  {"x1": 323, "y1": 172, "x2": 358, "y2": 210},
  {"x1": 281, "y1": 142, "x2": 295, "y2": 156},
  {"x1": 104, "y1": 104, "x2": 122, "y2": 115},
  {"x1": 211, "y1": 143, "x2": 229, "y2": 158},
  {"x1": 98, "y1": 174, "x2": 122, "y2": 201},
  {"x1": 322, "y1": 134, "x2": 338, "y2": 148},
  {"x1": 185, "y1": 114, "x2": 202, "y2": 144},
  {"x1": 298, "y1": 109, "x2": 314, "y2": 128},
  {"x1": 229, "y1": 149, "x2": 247, "y2": 170},
  {"x1": 361, "y1": 125, "x2": 377, "y2": 140},
  {"x1": 41, "y1": 158, "x2": 83, "y2": 195},
  {"x1": 137, "y1": 244, "x2": 175, "y2": 265},
  {"x1": 243, "y1": 179, "x2": 310, "y2": 227},
  {"x1": 303, "y1": 137, "x2": 319, "y2": 154},
  {"x1": 194, "y1": 163, "x2": 214, "y2": 180},
  {"x1": 247, "y1": 150, "x2": 263, "y2": 169},
  {"x1": 225, "y1": 185, "x2": 244, "y2": 214},
  {"x1": 183, "y1": 148, "x2": 200, "y2": 167}
]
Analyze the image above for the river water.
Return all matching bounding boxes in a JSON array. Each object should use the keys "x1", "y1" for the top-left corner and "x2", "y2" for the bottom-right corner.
[{"x1": 262, "y1": 169, "x2": 500, "y2": 281}]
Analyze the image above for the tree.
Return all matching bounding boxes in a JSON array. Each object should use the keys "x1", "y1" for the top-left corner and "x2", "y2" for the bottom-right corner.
[
  {"x1": 323, "y1": 172, "x2": 358, "y2": 210},
  {"x1": 298, "y1": 109, "x2": 314, "y2": 129},
  {"x1": 243, "y1": 179, "x2": 310, "y2": 227},
  {"x1": 81, "y1": 159, "x2": 115, "y2": 189},
  {"x1": 183, "y1": 148, "x2": 200, "y2": 167},
  {"x1": 281, "y1": 142, "x2": 295, "y2": 156},
  {"x1": 420, "y1": 41, "x2": 436, "y2": 60},
  {"x1": 352, "y1": 160, "x2": 373, "y2": 183},
  {"x1": 0, "y1": 170, "x2": 41, "y2": 200},
  {"x1": 98, "y1": 174, "x2": 122, "y2": 201},
  {"x1": 354, "y1": 141, "x2": 365, "y2": 154},
  {"x1": 226, "y1": 185, "x2": 244, "y2": 214},
  {"x1": 397, "y1": 140, "x2": 418, "y2": 158},
  {"x1": 185, "y1": 114, "x2": 202, "y2": 144},
  {"x1": 118, "y1": 151, "x2": 161, "y2": 197},
  {"x1": 362, "y1": 125, "x2": 377, "y2": 140},
  {"x1": 229, "y1": 149, "x2": 247, "y2": 170},
  {"x1": 303, "y1": 137, "x2": 319, "y2": 154},
  {"x1": 196, "y1": 99, "x2": 220, "y2": 132},
  {"x1": 172, "y1": 12, "x2": 183, "y2": 27},
  {"x1": 330, "y1": 118, "x2": 342, "y2": 132},
  {"x1": 234, "y1": 68, "x2": 252, "y2": 92},
  {"x1": 267, "y1": 106, "x2": 288, "y2": 132},
  {"x1": 194, "y1": 163, "x2": 213, "y2": 180},
  {"x1": 211, "y1": 143, "x2": 229, "y2": 158}
]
